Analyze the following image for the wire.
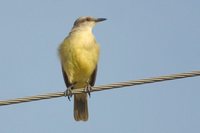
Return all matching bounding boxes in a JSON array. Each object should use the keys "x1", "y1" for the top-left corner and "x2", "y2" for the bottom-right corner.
[{"x1": 0, "y1": 70, "x2": 200, "y2": 106}]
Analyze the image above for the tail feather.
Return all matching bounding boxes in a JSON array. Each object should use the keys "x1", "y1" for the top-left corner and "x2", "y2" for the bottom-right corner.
[{"x1": 74, "y1": 93, "x2": 88, "y2": 121}]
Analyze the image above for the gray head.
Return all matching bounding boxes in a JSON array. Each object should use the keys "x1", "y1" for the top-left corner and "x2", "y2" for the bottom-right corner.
[{"x1": 73, "y1": 16, "x2": 106, "y2": 29}]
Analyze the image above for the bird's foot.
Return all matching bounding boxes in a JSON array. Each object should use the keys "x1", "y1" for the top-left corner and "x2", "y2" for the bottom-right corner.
[
  {"x1": 85, "y1": 83, "x2": 93, "y2": 98},
  {"x1": 64, "y1": 85, "x2": 74, "y2": 101}
]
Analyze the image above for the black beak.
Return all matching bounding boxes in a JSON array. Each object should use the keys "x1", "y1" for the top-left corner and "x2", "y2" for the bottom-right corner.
[{"x1": 95, "y1": 18, "x2": 107, "y2": 22}]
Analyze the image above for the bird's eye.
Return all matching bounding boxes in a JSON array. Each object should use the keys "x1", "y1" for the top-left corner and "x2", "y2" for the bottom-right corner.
[{"x1": 86, "y1": 17, "x2": 91, "y2": 21}]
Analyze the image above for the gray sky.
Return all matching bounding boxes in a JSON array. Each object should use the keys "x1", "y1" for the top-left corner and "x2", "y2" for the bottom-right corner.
[{"x1": 0, "y1": 0, "x2": 200, "y2": 133}]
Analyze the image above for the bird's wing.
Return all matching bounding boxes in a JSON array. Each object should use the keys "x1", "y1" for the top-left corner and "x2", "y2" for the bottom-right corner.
[
  {"x1": 89, "y1": 65, "x2": 98, "y2": 86},
  {"x1": 61, "y1": 65, "x2": 71, "y2": 88}
]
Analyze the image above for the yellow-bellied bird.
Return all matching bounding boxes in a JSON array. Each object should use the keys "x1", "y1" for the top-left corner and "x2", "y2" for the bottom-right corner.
[{"x1": 59, "y1": 16, "x2": 106, "y2": 121}]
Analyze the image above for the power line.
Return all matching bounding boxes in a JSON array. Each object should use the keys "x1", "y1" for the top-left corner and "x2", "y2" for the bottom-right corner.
[{"x1": 0, "y1": 70, "x2": 199, "y2": 106}]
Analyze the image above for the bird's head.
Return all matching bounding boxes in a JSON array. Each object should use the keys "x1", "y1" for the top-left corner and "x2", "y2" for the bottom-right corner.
[{"x1": 72, "y1": 16, "x2": 106, "y2": 29}]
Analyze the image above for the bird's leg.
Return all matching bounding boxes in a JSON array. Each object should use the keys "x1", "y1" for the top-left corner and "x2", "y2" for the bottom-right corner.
[
  {"x1": 85, "y1": 82, "x2": 93, "y2": 98},
  {"x1": 64, "y1": 84, "x2": 74, "y2": 101}
]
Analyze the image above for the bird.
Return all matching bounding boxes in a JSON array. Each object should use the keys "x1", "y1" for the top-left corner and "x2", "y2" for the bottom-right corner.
[{"x1": 58, "y1": 16, "x2": 106, "y2": 121}]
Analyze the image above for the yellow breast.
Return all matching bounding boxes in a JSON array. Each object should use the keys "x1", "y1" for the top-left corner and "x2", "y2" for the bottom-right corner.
[{"x1": 59, "y1": 31, "x2": 100, "y2": 84}]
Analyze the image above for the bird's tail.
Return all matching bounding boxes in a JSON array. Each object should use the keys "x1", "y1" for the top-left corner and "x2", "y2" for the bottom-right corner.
[{"x1": 74, "y1": 93, "x2": 88, "y2": 121}]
